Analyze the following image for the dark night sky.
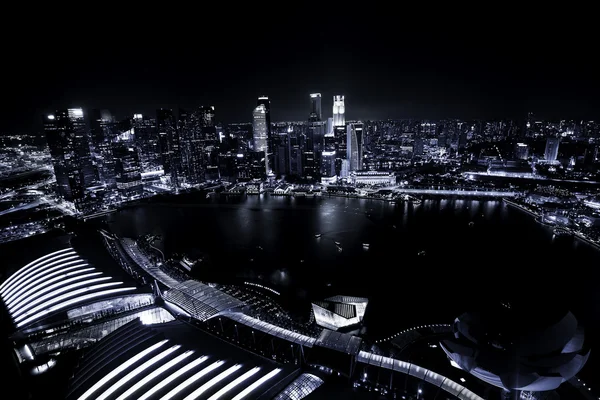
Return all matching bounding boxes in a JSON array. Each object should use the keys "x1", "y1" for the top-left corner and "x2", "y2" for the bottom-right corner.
[{"x1": 3, "y1": 7, "x2": 599, "y2": 132}]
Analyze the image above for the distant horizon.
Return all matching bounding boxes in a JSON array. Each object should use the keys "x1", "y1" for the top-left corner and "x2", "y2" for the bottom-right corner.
[{"x1": 3, "y1": 103, "x2": 598, "y2": 135}]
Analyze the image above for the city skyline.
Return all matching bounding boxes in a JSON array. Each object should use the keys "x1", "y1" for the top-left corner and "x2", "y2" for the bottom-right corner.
[
  {"x1": 4, "y1": 11, "x2": 600, "y2": 133},
  {"x1": 1, "y1": 8, "x2": 599, "y2": 400}
]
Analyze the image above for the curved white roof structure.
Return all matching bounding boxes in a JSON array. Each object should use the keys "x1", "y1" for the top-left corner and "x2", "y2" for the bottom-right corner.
[
  {"x1": 67, "y1": 320, "x2": 285, "y2": 400},
  {"x1": 0, "y1": 248, "x2": 137, "y2": 329}
]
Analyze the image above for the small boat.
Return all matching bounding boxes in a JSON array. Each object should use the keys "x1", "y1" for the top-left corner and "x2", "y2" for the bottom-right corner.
[
  {"x1": 418, "y1": 250, "x2": 426, "y2": 256},
  {"x1": 553, "y1": 228, "x2": 572, "y2": 237},
  {"x1": 363, "y1": 243, "x2": 370, "y2": 249},
  {"x1": 468, "y1": 221, "x2": 475, "y2": 227},
  {"x1": 392, "y1": 225, "x2": 397, "y2": 229},
  {"x1": 334, "y1": 241, "x2": 341, "y2": 246},
  {"x1": 315, "y1": 233, "x2": 322, "y2": 238},
  {"x1": 256, "y1": 245, "x2": 263, "y2": 250}
]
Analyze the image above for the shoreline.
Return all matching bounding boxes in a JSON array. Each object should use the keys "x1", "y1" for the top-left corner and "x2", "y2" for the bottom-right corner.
[{"x1": 503, "y1": 198, "x2": 600, "y2": 251}]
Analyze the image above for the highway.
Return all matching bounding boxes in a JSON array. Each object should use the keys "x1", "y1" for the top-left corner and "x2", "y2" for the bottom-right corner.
[{"x1": 392, "y1": 188, "x2": 517, "y2": 197}]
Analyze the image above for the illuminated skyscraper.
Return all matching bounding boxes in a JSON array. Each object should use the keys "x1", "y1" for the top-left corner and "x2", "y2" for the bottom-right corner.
[
  {"x1": 256, "y1": 96, "x2": 273, "y2": 174},
  {"x1": 43, "y1": 108, "x2": 94, "y2": 209},
  {"x1": 253, "y1": 104, "x2": 269, "y2": 174},
  {"x1": 113, "y1": 141, "x2": 143, "y2": 200},
  {"x1": 333, "y1": 95, "x2": 345, "y2": 127},
  {"x1": 544, "y1": 137, "x2": 560, "y2": 162},
  {"x1": 309, "y1": 93, "x2": 322, "y2": 122},
  {"x1": 347, "y1": 122, "x2": 364, "y2": 171},
  {"x1": 156, "y1": 108, "x2": 181, "y2": 187},
  {"x1": 89, "y1": 109, "x2": 116, "y2": 189}
]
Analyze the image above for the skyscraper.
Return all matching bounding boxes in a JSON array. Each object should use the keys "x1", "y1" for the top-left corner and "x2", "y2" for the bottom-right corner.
[
  {"x1": 43, "y1": 108, "x2": 94, "y2": 209},
  {"x1": 333, "y1": 95, "x2": 345, "y2": 127},
  {"x1": 253, "y1": 104, "x2": 269, "y2": 175},
  {"x1": 256, "y1": 96, "x2": 273, "y2": 174},
  {"x1": 113, "y1": 141, "x2": 143, "y2": 200},
  {"x1": 89, "y1": 109, "x2": 116, "y2": 189},
  {"x1": 347, "y1": 122, "x2": 364, "y2": 171},
  {"x1": 544, "y1": 137, "x2": 560, "y2": 162},
  {"x1": 309, "y1": 93, "x2": 322, "y2": 122},
  {"x1": 156, "y1": 108, "x2": 181, "y2": 187}
]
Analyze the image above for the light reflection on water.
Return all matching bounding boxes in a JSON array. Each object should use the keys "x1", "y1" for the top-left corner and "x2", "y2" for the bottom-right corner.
[{"x1": 106, "y1": 194, "x2": 598, "y2": 318}]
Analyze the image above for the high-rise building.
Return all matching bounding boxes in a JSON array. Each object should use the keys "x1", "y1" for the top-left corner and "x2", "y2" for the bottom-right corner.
[
  {"x1": 178, "y1": 108, "x2": 203, "y2": 184},
  {"x1": 326, "y1": 117, "x2": 334, "y2": 135},
  {"x1": 156, "y1": 108, "x2": 181, "y2": 187},
  {"x1": 288, "y1": 132, "x2": 303, "y2": 176},
  {"x1": 515, "y1": 143, "x2": 529, "y2": 160},
  {"x1": 333, "y1": 95, "x2": 345, "y2": 127},
  {"x1": 321, "y1": 150, "x2": 336, "y2": 177},
  {"x1": 347, "y1": 122, "x2": 364, "y2": 171},
  {"x1": 133, "y1": 115, "x2": 160, "y2": 173},
  {"x1": 43, "y1": 108, "x2": 94, "y2": 209},
  {"x1": 89, "y1": 109, "x2": 116, "y2": 189},
  {"x1": 309, "y1": 93, "x2": 322, "y2": 122},
  {"x1": 113, "y1": 142, "x2": 143, "y2": 200},
  {"x1": 256, "y1": 96, "x2": 273, "y2": 175},
  {"x1": 253, "y1": 104, "x2": 269, "y2": 175},
  {"x1": 544, "y1": 137, "x2": 560, "y2": 162}
]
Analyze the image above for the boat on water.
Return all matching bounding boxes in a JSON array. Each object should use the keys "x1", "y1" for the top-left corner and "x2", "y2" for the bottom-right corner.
[
  {"x1": 315, "y1": 233, "x2": 322, "y2": 238},
  {"x1": 418, "y1": 250, "x2": 426, "y2": 256},
  {"x1": 553, "y1": 228, "x2": 572, "y2": 237},
  {"x1": 334, "y1": 241, "x2": 341, "y2": 246},
  {"x1": 468, "y1": 221, "x2": 475, "y2": 227},
  {"x1": 363, "y1": 243, "x2": 370, "y2": 249}
]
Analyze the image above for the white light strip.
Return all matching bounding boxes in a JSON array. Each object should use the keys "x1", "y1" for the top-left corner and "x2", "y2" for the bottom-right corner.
[
  {"x1": 115, "y1": 351, "x2": 194, "y2": 400},
  {"x1": 183, "y1": 364, "x2": 242, "y2": 400},
  {"x1": 4, "y1": 259, "x2": 84, "y2": 303},
  {"x1": 15, "y1": 281, "x2": 121, "y2": 323},
  {"x1": 4, "y1": 264, "x2": 91, "y2": 307},
  {"x1": 96, "y1": 345, "x2": 181, "y2": 400},
  {"x1": 138, "y1": 356, "x2": 208, "y2": 400},
  {"x1": 231, "y1": 368, "x2": 282, "y2": 400},
  {"x1": 77, "y1": 340, "x2": 168, "y2": 400},
  {"x1": 3, "y1": 255, "x2": 80, "y2": 301},
  {"x1": 12, "y1": 276, "x2": 111, "y2": 317},
  {"x1": 160, "y1": 360, "x2": 224, "y2": 400},
  {"x1": 17, "y1": 287, "x2": 136, "y2": 328},
  {"x1": 2, "y1": 252, "x2": 79, "y2": 299},
  {"x1": 207, "y1": 367, "x2": 260, "y2": 400},
  {"x1": 7, "y1": 268, "x2": 97, "y2": 312},
  {"x1": 0, "y1": 248, "x2": 72, "y2": 293}
]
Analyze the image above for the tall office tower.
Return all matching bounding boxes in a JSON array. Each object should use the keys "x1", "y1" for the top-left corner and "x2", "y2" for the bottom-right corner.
[
  {"x1": 309, "y1": 93, "x2": 322, "y2": 122},
  {"x1": 156, "y1": 108, "x2": 181, "y2": 187},
  {"x1": 253, "y1": 104, "x2": 270, "y2": 175},
  {"x1": 288, "y1": 132, "x2": 303, "y2": 176},
  {"x1": 545, "y1": 137, "x2": 560, "y2": 162},
  {"x1": 346, "y1": 122, "x2": 364, "y2": 171},
  {"x1": 177, "y1": 108, "x2": 203, "y2": 184},
  {"x1": 43, "y1": 108, "x2": 94, "y2": 209},
  {"x1": 321, "y1": 150, "x2": 336, "y2": 177},
  {"x1": 89, "y1": 110, "x2": 117, "y2": 189},
  {"x1": 333, "y1": 95, "x2": 345, "y2": 127},
  {"x1": 198, "y1": 106, "x2": 219, "y2": 180},
  {"x1": 133, "y1": 114, "x2": 160, "y2": 172},
  {"x1": 334, "y1": 125, "x2": 347, "y2": 176},
  {"x1": 257, "y1": 96, "x2": 273, "y2": 174},
  {"x1": 515, "y1": 143, "x2": 529, "y2": 160},
  {"x1": 326, "y1": 117, "x2": 334, "y2": 135},
  {"x1": 413, "y1": 137, "x2": 424, "y2": 156},
  {"x1": 274, "y1": 132, "x2": 290, "y2": 175},
  {"x1": 113, "y1": 141, "x2": 143, "y2": 200}
]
